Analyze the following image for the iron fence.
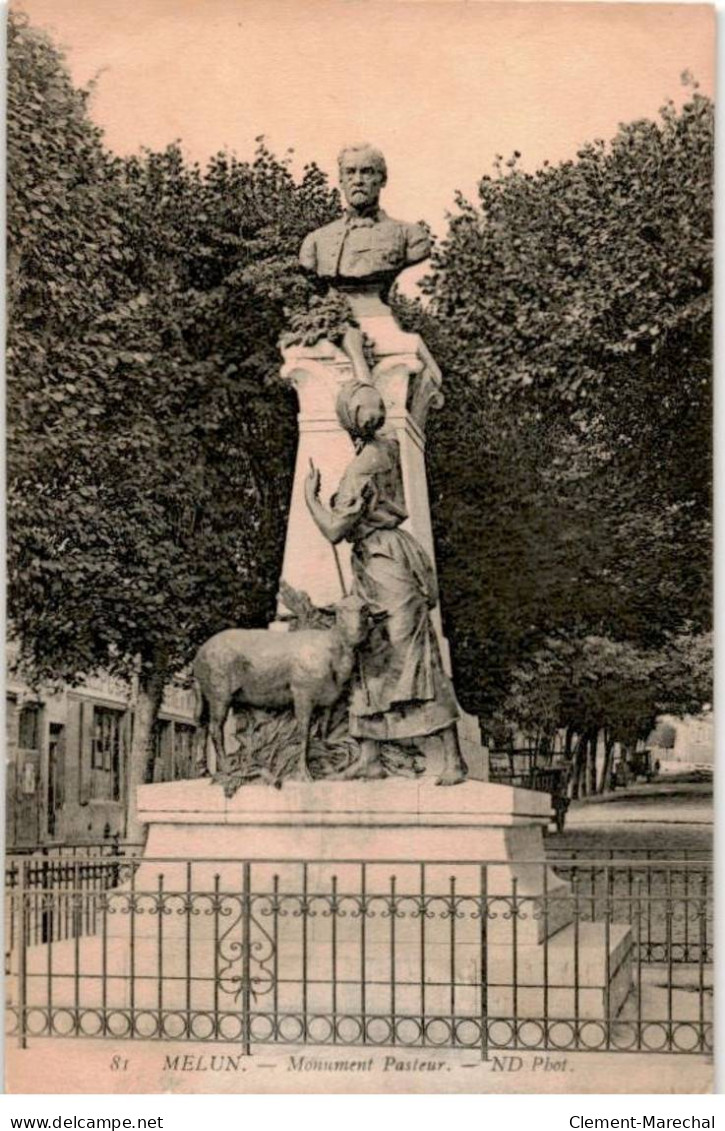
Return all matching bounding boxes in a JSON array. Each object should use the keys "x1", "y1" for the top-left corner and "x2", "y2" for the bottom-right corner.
[
  {"x1": 5, "y1": 844, "x2": 144, "y2": 951},
  {"x1": 5, "y1": 855, "x2": 712, "y2": 1057},
  {"x1": 548, "y1": 857, "x2": 712, "y2": 965}
]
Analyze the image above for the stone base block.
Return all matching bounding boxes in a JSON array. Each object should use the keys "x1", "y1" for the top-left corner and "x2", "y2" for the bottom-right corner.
[
  {"x1": 19, "y1": 919, "x2": 631, "y2": 1026},
  {"x1": 133, "y1": 780, "x2": 566, "y2": 947}
]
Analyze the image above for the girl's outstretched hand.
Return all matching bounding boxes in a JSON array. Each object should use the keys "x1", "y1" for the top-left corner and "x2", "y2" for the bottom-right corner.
[{"x1": 305, "y1": 459, "x2": 321, "y2": 506}]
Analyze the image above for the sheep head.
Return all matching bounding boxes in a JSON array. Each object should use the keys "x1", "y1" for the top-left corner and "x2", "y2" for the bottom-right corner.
[{"x1": 334, "y1": 594, "x2": 370, "y2": 647}]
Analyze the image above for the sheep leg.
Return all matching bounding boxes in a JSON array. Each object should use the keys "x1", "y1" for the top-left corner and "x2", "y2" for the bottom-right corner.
[
  {"x1": 195, "y1": 725, "x2": 211, "y2": 777},
  {"x1": 319, "y1": 706, "x2": 333, "y2": 741},
  {"x1": 192, "y1": 684, "x2": 211, "y2": 778},
  {"x1": 292, "y1": 692, "x2": 314, "y2": 782},
  {"x1": 208, "y1": 699, "x2": 231, "y2": 776}
]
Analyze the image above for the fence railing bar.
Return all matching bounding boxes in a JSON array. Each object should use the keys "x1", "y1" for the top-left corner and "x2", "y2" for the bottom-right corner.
[
  {"x1": 573, "y1": 866, "x2": 580, "y2": 1029},
  {"x1": 46, "y1": 884, "x2": 53, "y2": 1027},
  {"x1": 683, "y1": 864, "x2": 690, "y2": 959},
  {"x1": 449, "y1": 874, "x2": 456, "y2": 1025},
  {"x1": 273, "y1": 873, "x2": 280, "y2": 1025},
  {"x1": 361, "y1": 863, "x2": 367, "y2": 1046},
  {"x1": 101, "y1": 884, "x2": 108, "y2": 1028},
  {"x1": 604, "y1": 864, "x2": 612, "y2": 1049},
  {"x1": 512, "y1": 876, "x2": 519, "y2": 1041},
  {"x1": 666, "y1": 869, "x2": 674, "y2": 1047},
  {"x1": 390, "y1": 873, "x2": 397, "y2": 1045},
  {"x1": 302, "y1": 863, "x2": 309, "y2": 1043},
  {"x1": 213, "y1": 874, "x2": 220, "y2": 1025},
  {"x1": 129, "y1": 864, "x2": 136, "y2": 1038},
  {"x1": 17, "y1": 860, "x2": 27, "y2": 1050},
  {"x1": 6, "y1": 852, "x2": 713, "y2": 870},
  {"x1": 420, "y1": 863, "x2": 426, "y2": 1045},
  {"x1": 331, "y1": 874, "x2": 338, "y2": 1042},
  {"x1": 698, "y1": 871, "x2": 706, "y2": 1048},
  {"x1": 242, "y1": 862, "x2": 251, "y2": 1056},
  {"x1": 479, "y1": 864, "x2": 489, "y2": 1062},
  {"x1": 157, "y1": 873, "x2": 164, "y2": 1028},
  {"x1": 73, "y1": 874, "x2": 81, "y2": 1025},
  {"x1": 543, "y1": 864, "x2": 549, "y2": 1038},
  {"x1": 185, "y1": 862, "x2": 192, "y2": 1026}
]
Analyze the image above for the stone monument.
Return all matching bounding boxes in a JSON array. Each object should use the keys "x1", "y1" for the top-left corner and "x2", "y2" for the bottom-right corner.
[
  {"x1": 128, "y1": 145, "x2": 630, "y2": 1021},
  {"x1": 16, "y1": 145, "x2": 632, "y2": 1047},
  {"x1": 278, "y1": 143, "x2": 486, "y2": 782}
]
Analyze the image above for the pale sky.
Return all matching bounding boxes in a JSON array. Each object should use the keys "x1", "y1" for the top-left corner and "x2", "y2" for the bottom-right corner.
[{"x1": 14, "y1": 0, "x2": 715, "y2": 238}]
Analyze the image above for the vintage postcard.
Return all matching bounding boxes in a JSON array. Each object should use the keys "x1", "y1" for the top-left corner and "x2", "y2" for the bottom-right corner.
[{"x1": 5, "y1": 0, "x2": 714, "y2": 1095}]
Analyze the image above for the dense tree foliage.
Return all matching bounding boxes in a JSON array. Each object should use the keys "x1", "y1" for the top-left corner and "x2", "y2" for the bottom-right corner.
[
  {"x1": 412, "y1": 86, "x2": 713, "y2": 786},
  {"x1": 9, "y1": 6, "x2": 712, "y2": 815},
  {"x1": 7, "y1": 12, "x2": 339, "y2": 831}
]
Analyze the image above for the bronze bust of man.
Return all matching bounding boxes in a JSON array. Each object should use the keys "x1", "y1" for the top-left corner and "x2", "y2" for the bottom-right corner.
[{"x1": 300, "y1": 144, "x2": 431, "y2": 304}]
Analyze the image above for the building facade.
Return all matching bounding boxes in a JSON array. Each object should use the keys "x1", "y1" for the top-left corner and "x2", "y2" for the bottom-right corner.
[
  {"x1": 647, "y1": 711, "x2": 714, "y2": 774},
  {"x1": 6, "y1": 650, "x2": 198, "y2": 848}
]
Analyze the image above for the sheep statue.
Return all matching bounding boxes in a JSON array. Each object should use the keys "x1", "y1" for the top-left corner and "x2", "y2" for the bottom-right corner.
[{"x1": 192, "y1": 593, "x2": 369, "y2": 783}]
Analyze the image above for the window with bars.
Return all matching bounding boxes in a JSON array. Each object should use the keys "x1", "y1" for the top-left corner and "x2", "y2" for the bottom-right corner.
[
  {"x1": 174, "y1": 723, "x2": 196, "y2": 779},
  {"x1": 90, "y1": 706, "x2": 123, "y2": 801},
  {"x1": 155, "y1": 719, "x2": 197, "y2": 782},
  {"x1": 6, "y1": 695, "x2": 18, "y2": 749},
  {"x1": 18, "y1": 704, "x2": 40, "y2": 750}
]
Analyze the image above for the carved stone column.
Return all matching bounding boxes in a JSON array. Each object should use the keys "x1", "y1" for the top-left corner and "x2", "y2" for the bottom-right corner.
[
  {"x1": 280, "y1": 312, "x2": 487, "y2": 779},
  {"x1": 279, "y1": 317, "x2": 442, "y2": 607}
]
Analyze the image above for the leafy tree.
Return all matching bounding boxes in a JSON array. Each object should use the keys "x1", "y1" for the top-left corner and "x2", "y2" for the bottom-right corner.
[
  {"x1": 10, "y1": 7, "x2": 712, "y2": 822},
  {"x1": 414, "y1": 89, "x2": 712, "y2": 776},
  {"x1": 7, "y1": 12, "x2": 340, "y2": 835}
]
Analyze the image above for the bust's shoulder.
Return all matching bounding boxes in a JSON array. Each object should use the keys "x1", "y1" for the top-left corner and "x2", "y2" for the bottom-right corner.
[
  {"x1": 306, "y1": 216, "x2": 347, "y2": 244},
  {"x1": 300, "y1": 217, "x2": 346, "y2": 269},
  {"x1": 380, "y1": 214, "x2": 426, "y2": 235},
  {"x1": 384, "y1": 216, "x2": 430, "y2": 262}
]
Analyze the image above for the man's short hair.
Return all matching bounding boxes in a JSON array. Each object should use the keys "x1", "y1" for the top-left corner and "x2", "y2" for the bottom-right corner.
[{"x1": 337, "y1": 144, "x2": 388, "y2": 183}]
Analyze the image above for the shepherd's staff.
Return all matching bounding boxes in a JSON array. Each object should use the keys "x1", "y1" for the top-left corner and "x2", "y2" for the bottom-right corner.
[
  {"x1": 310, "y1": 458, "x2": 347, "y2": 598},
  {"x1": 309, "y1": 459, "x2": 373, "y2": 710}
]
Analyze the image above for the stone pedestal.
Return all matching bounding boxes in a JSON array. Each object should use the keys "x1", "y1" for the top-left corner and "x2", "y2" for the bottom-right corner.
[
  {"x1": 280, "y1": 313, "x2": 486, "y2": 777},
  {"x1": 134, "y1": 779, "x2": 570, "y2": 945}
]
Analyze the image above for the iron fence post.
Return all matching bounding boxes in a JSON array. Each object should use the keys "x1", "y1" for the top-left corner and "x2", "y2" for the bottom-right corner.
[
  {"x1": 18, "y1": 859, "x2": 28, "y2": 1049},
  {"x1": 41, "y1": 859, "x2": 50, "y2": 945},
  {"x1": 479, "y1": 864, "x2": 488, "y2": 1062},
  {"x1": 604, "y1": 863, "x2": 612, "y2": 1048},
  {"x1": 242, "y1": 861, "x2": 252, "y2": 1056}
]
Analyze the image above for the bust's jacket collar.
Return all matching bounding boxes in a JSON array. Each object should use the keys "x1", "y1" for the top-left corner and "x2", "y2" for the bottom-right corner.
[{"x1": 344, "y1": 207, "x2": 387, "y2": 229}]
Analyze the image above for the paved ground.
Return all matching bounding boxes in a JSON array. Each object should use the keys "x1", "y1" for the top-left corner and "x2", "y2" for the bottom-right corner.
[{"x1": 547, "y1": 781, "x2": 713, "y2": 857}]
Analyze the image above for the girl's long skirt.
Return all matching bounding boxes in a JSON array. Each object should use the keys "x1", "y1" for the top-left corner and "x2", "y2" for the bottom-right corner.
[{"x1": 348, "y1": 526, "x2": 459, "y2": 741}]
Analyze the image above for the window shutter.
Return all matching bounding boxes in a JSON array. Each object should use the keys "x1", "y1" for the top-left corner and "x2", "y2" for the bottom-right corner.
[
  {"x1": 6, "y1": 694, "x2": 18, "y2": 749},
  {"x1": 120, "y1": 710, "x2": 132, "y2": 804},
  {"x1": 78, "y1": 701, "x2": 94, "y2": 805},
  {"x1": 56, "y1": 728, "x2": 66, "y2": 810},
  {"x1": 161, "y1": 721, "x2": 173, "y2": 782}
]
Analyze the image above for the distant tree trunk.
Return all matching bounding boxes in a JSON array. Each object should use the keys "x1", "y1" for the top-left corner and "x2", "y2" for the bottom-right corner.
[
  {"x1": 570, "y1": 732, "x2": 587, "y2": 800},
  {"x1": 599, "y1": 731, "x2": 616, "y2": 793},
  {"x1": 125, "y1": 655, "x2": 167, "y2": 843},
  {"x1": 587, "y1": 729, "x2": 599, "y2": 796},
  {"x1": 564, "y1": 727, "x2": 574, "y2": 760}
]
